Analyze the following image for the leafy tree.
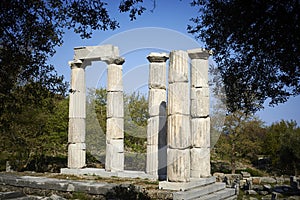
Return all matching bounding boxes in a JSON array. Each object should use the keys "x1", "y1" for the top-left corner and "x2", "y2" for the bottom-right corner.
[
  {"x1": 188, "y1": 0, "x2": 300, "y2": 113},
  {"x1": 0, "y1": 83, "x2": 68, "y2": 171},
  {"x1": 86, "y1": 88, "x2": 148, "y2": 157},
  {"x1": 1, "y1": 0, "x2": 146, "y2": 171},
  {"x1": 124, "y1": 92, "x2": 148, "y2": 153},
  {"x1": 215, "y1": 111, "x2": 266, "y2": 173},
  {"x1": 264, "y1": 120, "x2": 300, "y2": 175},
  {"x1": 0, "y1": 0, "x2": 146, "y2": 134},
  {"x1": 86, "y1": 88, "x2": 107, "y2": 163}
]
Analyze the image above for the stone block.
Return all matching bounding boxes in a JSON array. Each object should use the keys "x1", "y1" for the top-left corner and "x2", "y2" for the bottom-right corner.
[
  {"x1": 146, "y1": 145, "x2": 158, "y2": 175},
  {"x1": 106, "y1": 118, "x2": 124, "y2": 140},
  {"x1": 105, "y1": 139, "x2": 124, "y2": 172},
  {"x1": 147, "y1": 116, "x2": 167, "y2": 145},
  {"x1": 190, "y1": 147, "x2": 211, "y2": 178},
  {"x1": 107, "y1": 92, "x2": 124, "y2": 118},
  {"x1": 167, "y1": 148, "x2": 190, "y2": 182},
  {"x1": 168, "y1": 114, "x2": 191, "y2": 149},
  {"x1": 69, "y1": 68, "x2": 86, "y2": 118},
  {"x1": 149, "y1": 62, "x2": 167, "y2": 89},
  {"x1": 187, "y1": 48, "x2": 210, "y2": 59},
  {"x1": 68, "y1": 118, "x2": 85, "y2": 143},
  {"x1": 168, "y1": 82, "x2": 190, "y2": 115},
  {"x1": 146, "y1": 145, "x2": 167, "y2": 177},
  {"x1": 191, "y1": 87, "x2": 209, "y2": 117},
  {"x1": 148, "y1": 89, "x2": 166, "y2": 117},
  {"x1": 191, "y1": 117, "x2": 210, "y2": 148},
  {"x1": 74, "y1": 45, "x2": 119, "y2": 61},
  {"x1": 190, "y1": 59, "x2": 209, "y2": 88},
  {"x1": 68, "y1": 143, "x2": 86, "y2": 169},
  {"x1": 107, "y1": 64, "x2": 123, "y2": 92},
  {"x1": 168, "y1": 50, "x2": 189, "y2": 83}
]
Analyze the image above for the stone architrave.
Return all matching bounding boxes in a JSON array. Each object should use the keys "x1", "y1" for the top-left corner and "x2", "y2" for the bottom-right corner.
[
  {"x1": 146, "y1": 53, "x2": 168, "y2": 178},
  {"x1": 67, "y1": 60, "x2": 88, "y2": 169},
  {"x1": 105, "y1": 57, "x2": 125, "y2": 172},
  {"x1": 188, "y1": 48, "x2": 211, "y2": 178},
  {"x1": 167, "y1": 50, "x2": 191, "y2": 182}
]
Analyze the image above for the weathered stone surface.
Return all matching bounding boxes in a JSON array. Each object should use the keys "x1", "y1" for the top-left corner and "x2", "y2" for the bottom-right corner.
[
  {"x1": 187, "y1": 48, "x2": 210, "y2": 88},
  {"x1": 190, "y1": 148, "x2": 211, "y2": 178},
  {"x1": 190, "y1": 59, "x2": 209, "y2": 88},
  {"x1": 69, "y1": 67, "x2": 86, "y2": 118},
  {"x1": 168, "y1": 82, "x2": 190, "y2": 115},
  {"x1": 147, "y1": 116, "x2": 167, "y2": 145},
  {"x1": 105, "y1": 139, "x2": 124, "y2": 172},
  {"x1": 190, "y1": 87, "x2": 209, "y2": 117},
  {"x1": 167, "y1": 148, "x2": 190, "y2": 182},
  {"x1": 159, "y1": 176, "x2": 216, "y2": 191},
  {"x1": 168, "y1": 50, "x2": 189, "y2": 83},
  {"x1": 106, "y1": 118, "x2": 124, "y2": 140},
  {"x1": 146, "y1": 144, "x2": 167, "y2": 176},
  {"x1": 167, "y1": 114, "x2": 191, "y2": 149},
  {"x1": 147, "y1": 52, "x2": 169, "y2": 63},
  {"x1": 106, "y1": 92, "x2": 124, "y2": 118},
  {"x1": 74, "y1": 45, "x2": 119, "y2": 61},
  {"x1": 68, "y1": 143, "x2": 86, "y2": 169},
  {"x1": 191, "y1": 117, "x2": 210, "y2": 148},
  {"x1": 68, "y1": 118, "x2": 85, "y2": 143},
  {"x1": 148, "y1": 63, "x2": 167, "y2": 89},
  {"x1": 187, "y1": 48, "x2": 210, "y2": 60},
  {"x1": 148, "y1": 52, "x2": 168, "y2": 89},
  {"x1": 148, "y1": 89, "x2": 166, "y2": 117},
  {"x1": 107, "y1": 64, "x2": 123, "y2": 92}
]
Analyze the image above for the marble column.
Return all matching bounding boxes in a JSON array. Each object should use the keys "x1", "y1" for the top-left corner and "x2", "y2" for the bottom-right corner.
[
  {"x1": 167, "y1": 50, "x2": 191, "y2": 182},
  {"x1": 105, "y1": 57, "x2": 125, "y2": 172},
  {"x1": 146, "y1": 53, "x2": 169, "y2": 179},
  {"x1": 187, "y1": 48, "x2": 211, "y2": 178},
  {"x1": 68, "y1": 59, "x2": 89, "y2": 169}
]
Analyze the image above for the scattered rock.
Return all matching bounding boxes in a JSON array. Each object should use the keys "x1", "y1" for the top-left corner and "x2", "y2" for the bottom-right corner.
[
  {"x1": 245, "y1": 190, "x2": 258, "y2": 195},
  {"x1": 261, "y1": 177, "x2": 276, "y2": 184},
  {"x1": 263, "y1": 184, "x2": 272, "y2": 191},
  {"x1": 252, "y1": 177, "x2": 261, "y2": 185},
  {"x1": 258, "y1": 190, "x2": 269, "y2": 195},
  {"x1": 241, "y1": 171, "x2": 251, "y2": 178}
]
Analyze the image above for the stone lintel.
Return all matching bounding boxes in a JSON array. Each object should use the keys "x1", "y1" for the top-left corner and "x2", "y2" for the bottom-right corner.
[
  {"x1": 159, "y1": 176, "x2": 216, "y2": 191},
  {"x1": 147, "y1": 52, "x2": 169, "y2": 63},
  {"x1": 74, "y1": 45, "x2": 119, "y2": 61},
  {"x1": 187, "y1": 48, "x2": 212, "y2": 60}
]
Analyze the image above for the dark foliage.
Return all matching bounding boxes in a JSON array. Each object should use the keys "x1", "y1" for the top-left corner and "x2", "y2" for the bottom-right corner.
[
  {"x1": 188, "y1": 0, "x2": 300, "y2": 113},
  {"x1": 105, "y1": 184, "x2": 151, "y2": 200}
]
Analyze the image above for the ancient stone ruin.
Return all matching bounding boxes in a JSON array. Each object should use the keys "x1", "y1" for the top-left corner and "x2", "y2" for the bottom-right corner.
[{"x1": 62, "y1": 45, "x2": 236, "y2": 199}]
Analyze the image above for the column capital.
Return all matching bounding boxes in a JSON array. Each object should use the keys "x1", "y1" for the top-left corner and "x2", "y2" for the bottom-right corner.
[
  {"x1": 147, "y1": 52, "x2": 169, "y2": 63},
  {"x1": 187, "y1": 48, "x2": 212, "y2": 59},
  {"x1": 68, "y1": 59, "x2": 91, "y2": 69},
  {"x1": 103, "y1": 57, "x2": 125, "y2": 65}
]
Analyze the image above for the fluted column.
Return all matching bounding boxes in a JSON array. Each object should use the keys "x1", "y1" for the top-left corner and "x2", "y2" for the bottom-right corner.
[
  {"x1": 68, "y1": 59, "x2": 89, "y2": 169},
  {"x1": 146, "y1": 53, "x2": 169, "y2": 179},
  {"x1": 187, "y1": 48, "x2": 211, "y2": 178},
  {"x1": 167, "y1": 50, "x2": 191, "y2": 182},
  {"x1": 104, "y1": 57, "x2": 125, "y2": 172}
]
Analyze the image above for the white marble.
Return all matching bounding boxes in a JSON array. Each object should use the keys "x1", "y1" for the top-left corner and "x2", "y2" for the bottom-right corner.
[
  {"x1": 167, "y1": 148, "x2": 190, "y2": 182},
  {"x1": 168, "y1": 50, "x2": 189, "y2": 83}
]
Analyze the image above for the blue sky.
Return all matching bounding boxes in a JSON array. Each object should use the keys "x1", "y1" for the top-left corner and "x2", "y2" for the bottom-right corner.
[{"x1": 48, "y1": 1, "x2": 300, "y2": 126}]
